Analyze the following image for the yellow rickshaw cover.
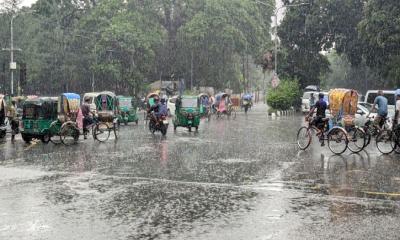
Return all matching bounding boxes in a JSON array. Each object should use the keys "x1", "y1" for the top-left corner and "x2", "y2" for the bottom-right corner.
[{"x1": 329, "y1": 88, "x2": 358, "y2": 118}]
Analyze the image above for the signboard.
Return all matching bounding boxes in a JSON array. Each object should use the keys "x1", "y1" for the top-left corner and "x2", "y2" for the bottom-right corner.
[
  {"x1": 271, "y1": 74, "x2": 280, "y2": 89},
  {"x1": 9, "y1": 62, "x2": 16, "y2": 70}
]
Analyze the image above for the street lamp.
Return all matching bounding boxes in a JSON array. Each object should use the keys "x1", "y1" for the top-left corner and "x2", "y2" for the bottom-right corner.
[
  {"x1": 253, "y1": 1, "x2": 309, "y2": 75},
  {"x1": 2, "y1": 14, "x2": 22, "y2": 96}
]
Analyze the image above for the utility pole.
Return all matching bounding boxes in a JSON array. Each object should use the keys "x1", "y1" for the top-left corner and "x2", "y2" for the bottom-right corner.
[
  {"x1": 2, "y1": 15, "x2": 22, "y2": 96},
  {"x1": 190, "y1": 50, "x2": 194, "y2": 91}
]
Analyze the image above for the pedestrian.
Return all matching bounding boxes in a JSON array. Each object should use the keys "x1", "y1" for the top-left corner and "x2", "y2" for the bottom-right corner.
[
  {"x1": 7, "y1": 100, "x2": 18, "y2": 142},
  {"x1": 371, "y1": 90, "x2": 388, "y2": 130}
]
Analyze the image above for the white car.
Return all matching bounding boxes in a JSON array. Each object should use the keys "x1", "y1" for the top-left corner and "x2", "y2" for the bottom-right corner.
[
  {"x1": 354, "y1": 104, "x2": 377, "y2": 127},
  {"x1": 364, "y1": 90, "x2": 396, "y2": 118},
  {"x1": 167, "y1": 95, "x2": 178, "y2": 116}
]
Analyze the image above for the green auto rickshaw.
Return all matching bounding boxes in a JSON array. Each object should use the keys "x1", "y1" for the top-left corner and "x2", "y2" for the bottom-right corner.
[
  {"x1": 20, "y1": 97, "x2": 58, "y2": 143},
  {"x1": 117, "y1": 96, "x2": 139, "y2": 125},
  {"x1": 173, "y1": 95, "x2": 200, "y2": 132}
]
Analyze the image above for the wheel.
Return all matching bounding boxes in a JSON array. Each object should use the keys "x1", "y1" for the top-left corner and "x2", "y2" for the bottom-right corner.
[
  {"x1": 188, "y1": 127, "x2": 192, "y2": 132},
  {"x1": 49, "y1": 121, "x2": 62, "y2": 144},
  {"x1": 161, "y1": 125, "x2": 167, "y2": 136},
  {"x1": 195, "y1": 126, "x2": 199, "y2": 131},
  {"x1": 135, "y1": 119, "x2": 139, "y2": 125},
  {"x1": 244, "y1": 106, "x2": 248, "y2": 114},
  {"x1": 41, "y1": 133, "x2": 51, "y2": 144},
  {"x1": 297, "y1": 126, "x2": 312, "y2": 150},
  {"x1": 174, "y1": 125, "x2": 177, "y2": 131},
  {"x1": 376, "y1": 129, "x2": 395, "y2": 154},
  {"x1": 347, "y1": 127, "x2": 366, "y2": 153},
  {"x1": 60, "y1": 124, "x2": 80, "y2": 146},
  {"x1": 94, "y1": 122, "x2": 111, "y2": 142},
  {"x1": 124, "y1": 120, "x2": 128, "y2": 126},
  {"x1": 21, "y1": 133, "x2": 32, "y2": 144},
  {"x1": 327, "y1": 127, "x2": 348, "y2": 155}
]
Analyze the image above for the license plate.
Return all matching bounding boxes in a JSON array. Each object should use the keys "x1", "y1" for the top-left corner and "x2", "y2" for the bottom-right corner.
[{"x1": 163, "y1": 120, "x2": 168, "y2": 124}]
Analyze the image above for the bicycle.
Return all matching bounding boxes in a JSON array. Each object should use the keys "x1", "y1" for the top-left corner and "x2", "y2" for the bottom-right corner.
[{"x1": 363, "y1": 115, "x2": 395, "y2": 154}]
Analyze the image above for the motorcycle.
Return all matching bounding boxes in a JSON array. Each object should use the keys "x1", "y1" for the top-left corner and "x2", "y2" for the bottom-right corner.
[{"x1": 149, "y1": 114, "x2": 168, "y2": 136}]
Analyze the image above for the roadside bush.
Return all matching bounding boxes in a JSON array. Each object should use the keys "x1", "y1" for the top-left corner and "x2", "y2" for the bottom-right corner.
[{"x1": 266, "y1": 79, "x2": 301, "y2": 110}]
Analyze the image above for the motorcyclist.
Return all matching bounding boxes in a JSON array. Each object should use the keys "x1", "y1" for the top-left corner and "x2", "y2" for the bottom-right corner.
[{"x1": 148, "y1": 97, "x2": 167, "y2": 125}]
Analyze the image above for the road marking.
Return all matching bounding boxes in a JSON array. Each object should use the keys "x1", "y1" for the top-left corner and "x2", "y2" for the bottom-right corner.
[
  {"x1": 24, "y1": 140, "x2": 38, "y2": 151},
  {"x1": 362, "y1": 191, "x2": 400, "y2": 197}
]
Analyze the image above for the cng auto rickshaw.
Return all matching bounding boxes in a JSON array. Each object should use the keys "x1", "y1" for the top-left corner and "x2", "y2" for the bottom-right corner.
[
  {"x1": 117, "y1": 95, "x2": 139, "y2": 125},
  {"x1": 93, "y1": 91, "x2": 119, "y2": 142},
  {"x1": 49, "y1": 93, "x2": 82, "y2": 145},
  {"x1": 20, "y1": 97, "x2": 58, "y2": 143},
  {"x1": 173, "y1": 95, "x2": 200, "y2": 132}
]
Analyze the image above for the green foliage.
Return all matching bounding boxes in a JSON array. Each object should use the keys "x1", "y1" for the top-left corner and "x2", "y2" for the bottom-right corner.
[{"x1": 266, "y1": 79, "x2": 300, "y2": 111}]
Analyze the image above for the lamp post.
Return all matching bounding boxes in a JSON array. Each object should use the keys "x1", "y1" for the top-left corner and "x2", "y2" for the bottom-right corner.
[
  {"x1": 2, "y1": 14, "x2": 22, "y2": 96},
  {"x1": 253, "y1": 1, "x2": 309, "y2": 74}
]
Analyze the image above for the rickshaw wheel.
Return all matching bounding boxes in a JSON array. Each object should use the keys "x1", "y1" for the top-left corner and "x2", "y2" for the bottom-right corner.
[
  {"x1": 327, "y1": 127, "x2": 348, "y2": 155},
  {"x1": 41, "y1": 133, "x2": 51, "y2": 144},
  {"x1": 94, "y1": 122, "x2": 111, "y2": 142},
  {"x1": 60, "y1": 125, "x2": 80, "y2": 146},
  {"x1": 347, "y1": 127, "x2": 366, "y2": 153},
  {"x1": 21, "y1": 133, "x2": 32, "y2": 144},
  {"x1": 376, "y1": 129, "x2": 395, "y2": 155}
]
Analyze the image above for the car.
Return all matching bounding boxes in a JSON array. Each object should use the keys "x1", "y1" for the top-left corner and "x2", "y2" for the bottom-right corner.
[
  {"x1": 167, "y1": 95, "x2": 178, "y2": 116},
  {"x1": 354, "y1": 104, "x2": 377, "y2": 127}
]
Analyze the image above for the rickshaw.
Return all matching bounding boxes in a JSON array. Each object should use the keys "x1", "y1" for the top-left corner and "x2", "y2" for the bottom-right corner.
[
  {"x1": 48, "y1": 93, "x2": 82, "y2": 145},
  {"x1": 297, "y1": 89, "x2": 366, "y2": 154},
  {"x1": 116, "y1": 95, "x2": 139, "y2": 125},
  {"x1": 93, "y1": 91, "x2": 119, "y2": 142},
  {"x1": 198, "y1": 93, "x2": 211, "y2": 120},
  {"x1": 173, "y1": 95, "x2": 200, "y2": 132},
  {"x1": 215, "y1": 92, "x2": 236, "y2": 119},
  {"x1": 144, "y1": 92, "x2": 160, "y2": 125},
  {"x1": 83, "y1": 92, "x2": 99, "y2": 112},
  {"x1": 0, "y1": 95, "x2": 7, "y2": 139},
  {"x1": 20, "y1": 97, "x2": 58, "y2": 144}
]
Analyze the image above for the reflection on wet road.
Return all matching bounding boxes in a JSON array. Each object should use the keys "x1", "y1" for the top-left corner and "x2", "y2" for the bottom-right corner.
[{"x1": 1, "y1": 105, "x2": 400, "y2": 239}]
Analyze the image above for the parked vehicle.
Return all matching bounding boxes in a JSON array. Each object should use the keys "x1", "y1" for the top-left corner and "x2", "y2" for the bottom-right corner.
[
  {"x1": 20, "y1": 97, "x2": 58, "y2": 143},
  {"x1": 167, "y1": 95, "x2": 178, "y2": 116},
  {"x1": 301, "y1": 91, "x2": 328, "y2": 114}
]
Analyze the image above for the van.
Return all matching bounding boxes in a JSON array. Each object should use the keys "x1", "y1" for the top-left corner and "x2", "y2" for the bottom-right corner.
[
  {"x1": 301, "y1": 91, "x2": 329, "y2": 113},
  {"x1": 364, "y1": 90, "x2": 396, "y2": 117}
]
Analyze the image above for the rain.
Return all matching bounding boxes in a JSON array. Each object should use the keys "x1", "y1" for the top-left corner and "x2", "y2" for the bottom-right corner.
[{"x1": 0, "y1": 0, "x2": 400, "y2": 239}]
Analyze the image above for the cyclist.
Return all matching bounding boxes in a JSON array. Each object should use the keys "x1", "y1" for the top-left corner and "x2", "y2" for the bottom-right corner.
[
  {"x1": 307, "y1": 93, "x2": 328, "y2": 146},
  {"x1": 370, "y1": 90, "x2": 388, "y2": 130}
]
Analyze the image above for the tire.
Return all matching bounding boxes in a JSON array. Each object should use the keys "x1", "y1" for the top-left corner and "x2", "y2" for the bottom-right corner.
[
  {"x1": 244, "y1": 106, "x2": 248, "y2": 114},
  {"x1": 94, "y1": 122, "x2": 111, "y2": 142},
  {"x1": 161, "y1": 125, "x2": 167, "y2": 136},
  {"x1": 174, "y1": 125, "x2": 177, "y2": 131},
  {"x1": 347, "y1": 127, "x2": 366, "y2": 153},
  {"x1": 41, "y1": 133, "x2": 51, "y2": 144},
  {"x1": 376, "y1": 129, "x2": 395, "y2": 154},
  {"x1": 135, "y1": 119, "x2": 139, "y2": 125},
  {"x1": 327, "y1": 127, "x2": 348, "y2": 155},
  {"x1": 60, "y1": 124, "x2": 80, "y2": 146},
  {"x1": 188, "y1": 127, "x2": 192, "y2": 132},
  {"x1": 49, "y1": 121, "x2": 62, "y2": 144},
  {"x1": 195, "y1": 126, "x2": 198, "y2": 131},
  {"x1": 21, "y1": 133, "x2": 32, "y2": 144},
  {"x1": 297, "y1": 126, "x2": 311, "y2": 150}
]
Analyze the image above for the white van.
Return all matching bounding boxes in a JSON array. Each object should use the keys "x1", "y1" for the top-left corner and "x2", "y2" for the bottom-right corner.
[
  {"x1": 364, "y1": 90, "x2": 396, "y2": 117},
  {"x1": 301, "y1": 91, "x2": 328, "y2": 114}
]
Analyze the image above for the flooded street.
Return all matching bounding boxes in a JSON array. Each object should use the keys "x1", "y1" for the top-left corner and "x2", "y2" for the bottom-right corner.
[{"x1": 1, "y1": 104, "x2": 400, "y2": 240}]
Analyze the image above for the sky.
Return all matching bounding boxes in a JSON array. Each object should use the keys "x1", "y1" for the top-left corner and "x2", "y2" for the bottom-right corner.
[{"x1": 20, "y1": 0, "x2": 37, "y2": 7}]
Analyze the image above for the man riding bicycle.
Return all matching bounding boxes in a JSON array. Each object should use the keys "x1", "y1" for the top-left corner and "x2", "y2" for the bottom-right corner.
[
  {"x1": 307, "y1": 93, "x2": 328, "y2": 146},
  {"x1": 370, "y1": 90, "x2": 388, "y2": 131}
]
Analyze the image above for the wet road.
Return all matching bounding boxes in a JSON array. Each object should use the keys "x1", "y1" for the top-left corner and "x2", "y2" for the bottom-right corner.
[{"x1": 1, "y1": 104, "x2": 400, "y2": 240}]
